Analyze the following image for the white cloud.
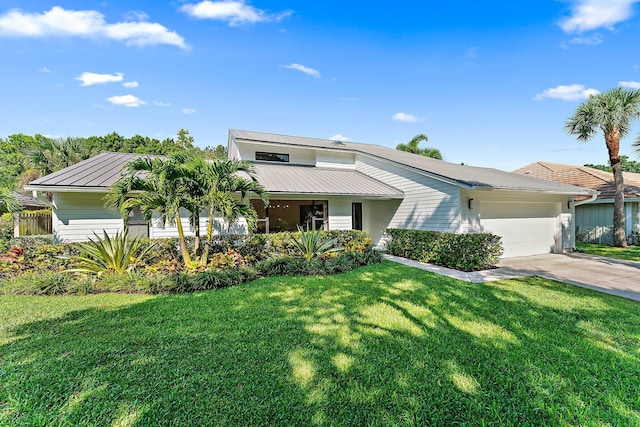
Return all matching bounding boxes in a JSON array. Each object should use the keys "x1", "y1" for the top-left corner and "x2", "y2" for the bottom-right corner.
[
  {"x1": 0, "y1": 6, "x2": 187, "y2": 49},
  {"x1": 182, "y1": 108, "x2": 196, "y2": 114},
  {"x1": 561, "y1": 33, "x2": 603, "y2": 48},
  {"x1": 330, "y1": 134, "x2": 351, "y2": 142},
  {"x1": 559, "y1": 0, "x2": 640, "y2": 33},
  {"x1": 619, "y1": 80, "x2": 640, "y2": 89},
  {"x1": 122, "y1": 81, "x2": 139, "y2": 88},
  {"x1": 392, "y1": 112, "x2": 422, "y2": 123},
  {"x1": 107, "y1": 94, "x2": 147, "y2": 107},
  {"x1": 181, "y1": 1, "x2": 292, "y2": 26},
  {"x1": 283, "y1": 63, "x2": 321, "y2": 78},
  {"x1": 534, "y1": 84, "x2": 599, "y2": 101},
  {"x1": 38, "y1": 67, "x2": 51, "y2": 73},
  {"x1": 77, "y1": 72, "x2": 123, "y2": 86},
  {"x1": 154, "y1": 101, "x2": 171, "y2": 107}
]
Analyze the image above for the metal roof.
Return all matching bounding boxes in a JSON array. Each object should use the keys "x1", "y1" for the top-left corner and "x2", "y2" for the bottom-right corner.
[
  {"x1": 230, "y1": 129, "x2": 596, "y2": 196},
  {"x1": 514, "y1": 161, "x2": 640, "y2": 200},
  {"x1": 26, "y1": 152, "x2": 145, "y2": 190},
  {"x1": 252, "y1": 162, "x2": 403, "y2": 197}
]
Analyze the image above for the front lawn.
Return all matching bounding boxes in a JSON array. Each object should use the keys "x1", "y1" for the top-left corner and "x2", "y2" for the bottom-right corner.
[
  {"x1": 1, "y1": 262, "x2": 639, "y2": 426},
  {"x1": 577, "y1": 242, "x2": 640, "y2": 261}
]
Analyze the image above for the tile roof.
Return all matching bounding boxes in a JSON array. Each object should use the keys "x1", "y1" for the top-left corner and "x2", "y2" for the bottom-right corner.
[
  {"x1": 230, "y1": 129, "x2": 595, "y2": 196},
  {"x1": 252, "y1": 163, "x2": 403, "y2": 197},
  {"x1": 514, "y1": 161, "x2": 640, "y2": 200}
]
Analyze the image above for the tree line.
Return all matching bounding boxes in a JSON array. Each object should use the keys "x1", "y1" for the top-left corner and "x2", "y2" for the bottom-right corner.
[{"x1": 0, "y1": 129, "x2": 226, "y2": 189}]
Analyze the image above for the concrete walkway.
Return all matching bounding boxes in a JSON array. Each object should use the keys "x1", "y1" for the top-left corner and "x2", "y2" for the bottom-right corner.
[{"x1": 384, "y1": 253, "x2": 640, "y2": 302}]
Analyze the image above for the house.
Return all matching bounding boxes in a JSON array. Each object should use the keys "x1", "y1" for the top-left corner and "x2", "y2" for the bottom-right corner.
[
  {"x1": 25, "y1": 130, "x2": 595, "y2": 258},
  {"x1": 514, "y1": 161, "x2": 640, "y2": 244}
]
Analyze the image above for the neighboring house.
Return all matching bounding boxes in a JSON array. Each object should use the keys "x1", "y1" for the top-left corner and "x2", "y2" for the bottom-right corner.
[
  {"x1": 514, "y1": 161, "x2": 640, "y2": 244},
  {"x1": 14, "y1": 192, "x2": 47, "y2": 210},
  {"x1": 25, "y1": 130, "x2": 595, "y2": 258}
]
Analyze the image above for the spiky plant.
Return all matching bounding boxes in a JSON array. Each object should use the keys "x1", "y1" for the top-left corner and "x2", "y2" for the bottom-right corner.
[
  {"x1": 71, "y1": 231, "x2": 153, "y2": 276},
  {"x1": 291, "y1": 225, "x2": 343, "y2": 260}
]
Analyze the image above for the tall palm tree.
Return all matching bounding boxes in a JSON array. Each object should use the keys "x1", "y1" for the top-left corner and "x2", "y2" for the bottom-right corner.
[
  {"x1": 187, "y1": 157, "x2": 267, "y2": 264},
  {"x1": 396, "y1": 134, "x2": 443, "y2": 159},
  {"x1": 566, "y1": 87, "x2": 640, "y2": 247},
  {"x1": 107, "y1": 152, "x2": 196, "y2": 265}
]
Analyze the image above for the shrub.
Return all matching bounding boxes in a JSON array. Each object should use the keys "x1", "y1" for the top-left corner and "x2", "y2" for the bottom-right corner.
[
  {"x1": 291, "y1": 225, "x2": 343, "y2": 260},
  {"x1": 385, "y1": 228, "x2": 503, "y2": 271},
  {"x1": 71, "y1": 231, "x2": 156, "y2": 276}
]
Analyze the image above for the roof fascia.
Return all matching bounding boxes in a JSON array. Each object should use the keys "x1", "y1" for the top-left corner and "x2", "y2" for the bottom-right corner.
[
  {"x1": 263, "y1": 191, "x2": 404, "y2": 199},
  {"x1": 24, "y1": 185, "x2": 110, "y2": 193}
]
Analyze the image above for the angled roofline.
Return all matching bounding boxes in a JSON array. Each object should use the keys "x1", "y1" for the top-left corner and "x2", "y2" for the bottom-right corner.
[{"x1": 230, "y1": 129, "x2": 597, "y2": 196}]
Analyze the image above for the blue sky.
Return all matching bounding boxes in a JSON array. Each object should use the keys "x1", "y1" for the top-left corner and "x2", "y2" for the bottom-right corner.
[{"x1": 2, "y1": 1, "x2": 640, "y2": 171}]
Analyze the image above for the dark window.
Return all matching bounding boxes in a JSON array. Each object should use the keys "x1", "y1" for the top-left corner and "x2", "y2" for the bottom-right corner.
[
  {"x1": 256, "y1": 151, "x2": 290, "y2": 162},
  {"x1": 352, "y1": 202, "x2": 362, "y2": 231}
]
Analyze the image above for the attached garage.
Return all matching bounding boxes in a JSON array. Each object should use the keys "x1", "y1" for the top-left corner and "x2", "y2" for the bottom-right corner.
[{"x1": 480, "y1": 201, "x2": 560, "y2": 258}]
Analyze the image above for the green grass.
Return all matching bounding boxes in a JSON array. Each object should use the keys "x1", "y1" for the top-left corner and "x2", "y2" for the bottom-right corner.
[
  {"x1": 577, "y1": 242, "x2": 640, "y2": 261},
  {"x1": 1, "y1": 262, "x2": 639, "y2": 426}
]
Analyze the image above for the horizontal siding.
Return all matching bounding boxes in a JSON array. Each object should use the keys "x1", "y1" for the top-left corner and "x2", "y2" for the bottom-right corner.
[
  {"x1": 150, "y1": 212, "x2": 249, "y2": 238},
  {"x1": 236, "y1": 141, "x2": 315, "y2": 165},
  {"x1": 53, "y1": 192, "x2": 124, "y2": 242},
  {"x1": 328, "y1": 197, "x2": 352, "y2": 230},
  {"x1": 355, "y1": 155, "x2": 460, "y2": 232},
  {"x1": 316, "y1": 152, "x2": 355, "y2": 169},
  {"x1": 363, "y1": 199, "x2": 401, "y2": 247}
]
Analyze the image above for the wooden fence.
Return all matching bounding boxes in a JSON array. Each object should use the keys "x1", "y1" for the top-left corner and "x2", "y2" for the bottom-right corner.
[{"x1": 14, "y1": 212, "x2": 53, "y2": 237}]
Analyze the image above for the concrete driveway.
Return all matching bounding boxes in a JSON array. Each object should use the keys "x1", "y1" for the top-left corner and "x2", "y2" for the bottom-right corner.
[{"x1": 497, "y1": 253, "x2": 640, "y2": 302}]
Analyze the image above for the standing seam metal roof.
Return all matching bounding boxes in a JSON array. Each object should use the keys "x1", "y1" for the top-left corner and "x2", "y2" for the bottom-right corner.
[
  {"x1": 230, "y1": 129, "x2": 596, "y2": 196},
  {"x1": 28, "y1": 152, "x2": 147, "y2": 188},
  {"x1": 252, "y1": 162, "x2": 403, "y2": 197}
]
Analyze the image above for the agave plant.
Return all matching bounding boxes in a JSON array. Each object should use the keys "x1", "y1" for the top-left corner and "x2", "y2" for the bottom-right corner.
[
  {"x1": 71, "y1": 231, "x2": 154, "y2": 276},
  {"x1": 291, "y1": 225, "x2": 343, "y2": 260}
]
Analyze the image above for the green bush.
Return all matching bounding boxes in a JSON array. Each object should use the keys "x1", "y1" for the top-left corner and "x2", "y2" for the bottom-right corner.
[
  {"x1": 384, "y1": 228, "x2": 503, "y2": 271},
  {"x1": 0, "y1": 230, "x2": 383, "y2": 294}
]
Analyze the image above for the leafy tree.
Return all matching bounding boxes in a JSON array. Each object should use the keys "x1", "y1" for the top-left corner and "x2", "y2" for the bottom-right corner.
[
  {"x1": 396, "y1": 134, "x2": 443, "y2": 159},
  {"x1": 566, "y1": 87, "x2": 640, "y2": 247},
  {"x1": 584, "y1": 155, "x2": 640, "y2": 173}
]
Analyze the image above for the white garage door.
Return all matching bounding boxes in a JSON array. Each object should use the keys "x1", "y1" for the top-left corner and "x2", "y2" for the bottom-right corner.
[{"x1": 480, "y1": 202, "x2": 559, "y2": 258}]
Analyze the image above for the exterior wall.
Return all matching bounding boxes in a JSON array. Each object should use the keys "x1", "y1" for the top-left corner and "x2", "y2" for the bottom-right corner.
[
  {"x1": 52, "y1": 192, "x2": 124, "y2": 243},
  {"x1": 355, "y1": 154, "x2": 461, "y2": 232},
  {"x1": 327, "y1": 197, "x2": 353, "y2": 230},
  {"x1": 150, "y1": 211, "x2": 246, "y2": 239},
  {"x1": 362, "y1": 199, "x2": 402, "y2": 247},
  {"x1": 315, "y1": 152, "x2": 355, "y2": 169},
  {"x1": 575, "y1": 201, "x2": 639, "y2": 244},
  {"x1": 235, "y1": 141, "x2": 315, "y2": 165}
]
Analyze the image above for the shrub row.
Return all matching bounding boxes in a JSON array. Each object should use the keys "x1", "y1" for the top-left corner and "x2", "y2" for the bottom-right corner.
[
  {"x1": 0, "y1": 230, "x2": 373, "y2": 279},
  {"x1": 0, "y1": 247, "x2": 383, "y2": 295},
  {"x1": 384, "y1": 228, "x2": 503, "y2": 272}
]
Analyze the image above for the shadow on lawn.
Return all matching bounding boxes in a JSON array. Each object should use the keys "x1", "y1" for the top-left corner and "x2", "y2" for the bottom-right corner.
[{"x1": 1, "y1": 262, "x2": 639, "y2": 426}]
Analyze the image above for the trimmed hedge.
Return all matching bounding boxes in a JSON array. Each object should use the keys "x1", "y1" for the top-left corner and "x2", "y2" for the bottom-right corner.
[{"x1": 384, "y1": 228, "x2": 503, "y2": 272}]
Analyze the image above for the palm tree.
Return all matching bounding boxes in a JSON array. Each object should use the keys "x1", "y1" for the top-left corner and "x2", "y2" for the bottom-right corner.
[
  {"x1": 107, "y1": 152, "x2": 196, "y2": 265},
  {"x1": 0, "y1": 182, "x2": 20, "y2": 213},
  {"x1": 187, "y1": 157, "x2": 267, "y2": 264},
  {"x1": 566, "y1": 87, "x2": 640, "y2": 247},
  {"x1": 24, "y1": 137, "x2": 92, "y2": 177},
  {"x1": 396, "y1": 134, "x2": 443, "y2": 159}
]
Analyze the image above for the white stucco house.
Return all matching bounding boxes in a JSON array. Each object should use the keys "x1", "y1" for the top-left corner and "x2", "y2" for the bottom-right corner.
[
  {"x1": 25, "y1": 130, "x2": 595, "y2": 258},
  {"x1": 515, "y1": 161, "x2": 640, "y2": 244}
]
